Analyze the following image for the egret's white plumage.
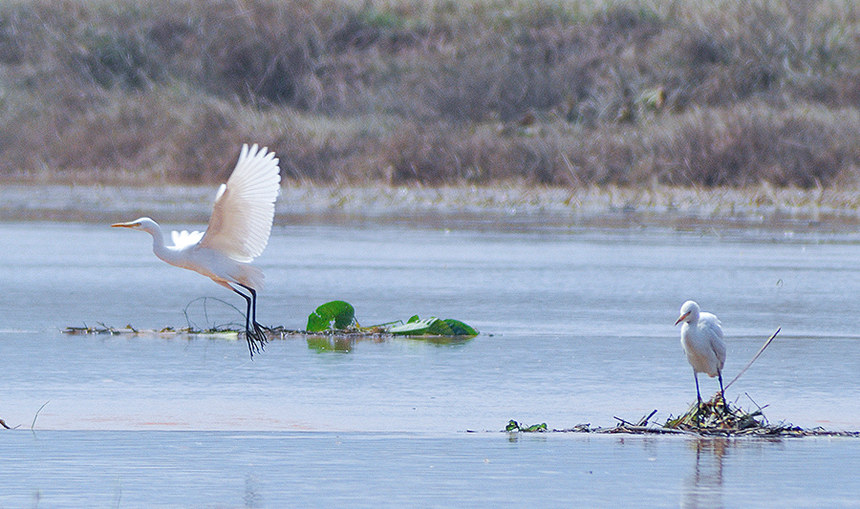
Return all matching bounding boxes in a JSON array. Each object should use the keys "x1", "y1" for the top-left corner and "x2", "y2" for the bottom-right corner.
[
  {"x1": 113, "y1": 143, "x2": 281, "y2": 357},
  {"x1": 675, "y1": 300, "x2": 727, "y2": 406},
  {"x1": 171, "y1": 230, "x2": 204, "y2": 250}
]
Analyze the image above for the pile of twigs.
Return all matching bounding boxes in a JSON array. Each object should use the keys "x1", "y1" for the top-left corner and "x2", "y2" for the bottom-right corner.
[
  {"x1": 505, "y1": 398, "x2": 860, "y2": 437},
  {"x1": 663, "y1": 394, "x2": 785, "y2": 436},
  {"x1": 63, "y1": 324, "x2": 238, "y2": 335}
]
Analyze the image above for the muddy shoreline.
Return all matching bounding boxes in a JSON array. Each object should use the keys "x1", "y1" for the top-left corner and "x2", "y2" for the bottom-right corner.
[{"x1": 3, "y1": 183, "x2": 860, "y2": 232}]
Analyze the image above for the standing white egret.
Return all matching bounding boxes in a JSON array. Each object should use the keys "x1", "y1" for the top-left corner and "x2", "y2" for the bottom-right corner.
[
  {"x1": 113, "y1": 143, "x2": 281, "y2": 357},
  {"x1": 674, "y1": 300, "x2": 727, "y2": 407}
]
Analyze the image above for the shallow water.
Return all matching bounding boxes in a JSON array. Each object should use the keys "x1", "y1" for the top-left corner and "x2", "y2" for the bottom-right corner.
[
  {"x1": 1, "y1": 431, "x2": 858, "y2": 507},
  {"x1": 2, "y1": 220, "x2": 860, "y2": 505}
]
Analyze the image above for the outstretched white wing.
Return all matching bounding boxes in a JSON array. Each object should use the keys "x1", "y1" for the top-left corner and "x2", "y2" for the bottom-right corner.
[
  {"x1": 199, "y1": 143, "x2": 281, "y2": 263},
  {"x1": 171, "y1": 230, "x2": 205, "y2": 249}
]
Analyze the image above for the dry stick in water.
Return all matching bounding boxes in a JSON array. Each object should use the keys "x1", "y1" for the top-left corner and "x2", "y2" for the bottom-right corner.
[
  {"x1": 725, "y1": 327, "x2": 781, "y2": 391},
  {"x1": 30, "y1": 401, "x2": 49, "y2": 431}
]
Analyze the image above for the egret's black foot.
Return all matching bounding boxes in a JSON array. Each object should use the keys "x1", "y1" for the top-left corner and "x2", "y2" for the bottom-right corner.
[
  {"x1": 245, "y1": 323, "x2": 268, "y2": 357},
  {"x1": 253, "y1": 321, "x2": 268, "y2": 340}
]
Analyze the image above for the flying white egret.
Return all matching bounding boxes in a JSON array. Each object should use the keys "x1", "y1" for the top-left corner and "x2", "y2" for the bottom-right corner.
[
  {"x1": 674, "y1": 300, "x2": 727, "y2": 407},
  {"x1": 112, "y1": 143, "x2": 281, "y2": 357}
]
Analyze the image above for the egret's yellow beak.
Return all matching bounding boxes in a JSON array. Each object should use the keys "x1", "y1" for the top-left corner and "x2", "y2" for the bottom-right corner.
[
  {"x1": 111, "y1": 221, "x2": 139, "y2": 228},
  {"x1": 674, "y1": 311, "x2": 690, "y2": 326}
]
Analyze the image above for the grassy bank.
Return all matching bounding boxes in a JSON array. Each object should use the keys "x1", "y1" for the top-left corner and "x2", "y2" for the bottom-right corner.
[{"x1": 0, "y1": 0, "x2": 857, "y2": 189}]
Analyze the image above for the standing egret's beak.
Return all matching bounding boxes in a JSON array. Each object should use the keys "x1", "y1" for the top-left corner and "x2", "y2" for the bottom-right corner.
[
  {"x1": 111, "y1": 221, "x2": 139, "y2": 228},
  {"x1": 674, "y1": 311, "x2": 690, "y2": 326}
]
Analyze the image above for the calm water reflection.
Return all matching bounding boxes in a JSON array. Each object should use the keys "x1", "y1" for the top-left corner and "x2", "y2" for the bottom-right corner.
[
  {"x1": 0, "y1": 431, "x2": 858, "y2": 507},
  {"x1": 2, "y1": 220, "x2": 859, "y2": 506},
  {"x1": 683, "y1": 438, "x2": 728, "y2": 508}
]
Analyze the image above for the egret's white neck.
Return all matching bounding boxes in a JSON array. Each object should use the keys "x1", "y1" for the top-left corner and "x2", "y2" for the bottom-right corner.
[{"x1": 140, "y1": 222, "x2": 181, "y2": 266}]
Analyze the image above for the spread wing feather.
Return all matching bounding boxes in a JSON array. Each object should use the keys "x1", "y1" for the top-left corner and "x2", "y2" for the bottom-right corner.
[
  {"x1": 171, "y1": 230, "x2": 205, "y2": 249},
  {"x1": 199, "y1": 143, "x2": 281, "y2": 262}
]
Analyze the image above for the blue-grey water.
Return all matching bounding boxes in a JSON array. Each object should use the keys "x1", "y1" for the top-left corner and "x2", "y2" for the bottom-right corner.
[{"x1": 2, "y1": 219, "x2": 860, "y2": 506}]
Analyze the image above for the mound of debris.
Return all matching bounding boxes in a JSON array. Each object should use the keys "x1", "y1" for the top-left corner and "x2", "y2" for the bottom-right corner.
[{"x1": 505, "y1": 395, "x2": 859, "y2": 437}]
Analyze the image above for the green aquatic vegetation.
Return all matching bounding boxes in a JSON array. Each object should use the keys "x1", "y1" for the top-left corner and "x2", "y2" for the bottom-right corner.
[
  {"x1": 305, "y1": 300, "x2": 479, "y2": 338},
  {"x1": 387, "y1": 315, "x2": 479, "y2": 337},
  {"x1": 66, "y1": 300, "x2": 478, "y2": 342},
  {"x1": 306, "y1": 300, "x2": 356, "y2": 332},
  {"x1": 505, "y1": 420, "x2": 547, "y2": 433}
]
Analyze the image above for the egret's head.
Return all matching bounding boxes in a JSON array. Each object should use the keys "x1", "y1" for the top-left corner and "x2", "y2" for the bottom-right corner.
[
  {"x1": 111, "y1": 217, "x2": 157, "y2": 233},
  {"x1": 675, "y1": 300, "x2": 700, "y2": 326}
]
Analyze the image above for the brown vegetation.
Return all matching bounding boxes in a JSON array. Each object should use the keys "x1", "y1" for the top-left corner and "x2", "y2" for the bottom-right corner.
[{"x1": 0, "y1": 0, "x2": 857, "y2": 188}]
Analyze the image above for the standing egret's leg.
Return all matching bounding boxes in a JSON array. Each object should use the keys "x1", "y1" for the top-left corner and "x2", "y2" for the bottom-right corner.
[
  {"x1": 717, "y1": 370, "x2": 726, "y2": 408},
  {"x1": 694, "y1": 371, "x2": 702, "y2": 407}
]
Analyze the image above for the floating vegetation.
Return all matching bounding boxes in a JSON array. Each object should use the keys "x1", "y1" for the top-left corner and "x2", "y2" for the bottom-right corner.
[
  {"x1": 306, "y1": 300, "x2": 356, "y2": 332},
  {"x1": 305, "y1": 300, "x2": 479, "y2": 338},
  {"x1": 505, "y1": 420, "x2": 548, "y2": 432},
  {"x1": 65, "y1": 300, "x2": 478, "y2": 345},
  {"x1": 65, "y1": 298, "x2": 477, "y2": 341},
  {"x1": 387, "y1": 316, "x2": 478, "y2": 337},
  {"x1": 504, "y1": 396, "x2": 860, "y2": 438},
  {"x1": 63, "y1": 324, "x2": 239, "y2": 336},
  {"x1": 664, "y1": 395, "x2": 769, "y2": 433}
]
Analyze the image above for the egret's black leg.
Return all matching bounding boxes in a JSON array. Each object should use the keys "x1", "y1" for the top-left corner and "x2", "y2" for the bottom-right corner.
[
  {"x1": 230, "y1": 285, "x2": 262, "y2": 357},
  {"x1": 694, "y1": 372, "x2": 702, "y2": 407},
  {"x1": 717, "y1": 370, "x2": 726, "y2": 408},
  {"x1": 245, "y1": 286, "x2": 267, "y2": 338},
  {"x1": 238, "y1": 284, "x2": 267, "y2": 352}
]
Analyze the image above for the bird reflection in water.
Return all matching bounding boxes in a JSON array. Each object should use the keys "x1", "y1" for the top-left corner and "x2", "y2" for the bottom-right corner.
[{"x1": 681, "y1": 438, "x2": 728, "y2": 509}]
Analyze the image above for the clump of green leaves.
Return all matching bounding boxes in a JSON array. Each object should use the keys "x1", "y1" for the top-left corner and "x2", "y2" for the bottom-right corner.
[
  {"x1": 387, "y1": 315, "x2": 478, "y2": 336},
  {"x1": 505, "y1": 420, "x2": 548, "y2": 432},
  {"x1": 305, "y1": 300, "x2": 478, "y2": 338},
  {"x1": 306, "y1": 300, "x2": 356, "y2": 332}
]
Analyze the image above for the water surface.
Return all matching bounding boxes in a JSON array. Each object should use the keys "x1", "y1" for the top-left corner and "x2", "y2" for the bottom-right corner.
[
  {"x1": 2, "y1": 220, "x2": 859, "y2": 506},
  {"x1": 1, "y1": 431, "x2": 858, "y2": 508}
]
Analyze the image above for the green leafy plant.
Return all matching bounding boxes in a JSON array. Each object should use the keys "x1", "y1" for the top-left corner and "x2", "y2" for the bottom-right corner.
[
  {"x1": 505, "y1": 420, "x2": 548, "y2": 432},
  {"x1": 388, "y1": 316, "x2": 478, "y2": 336},
  {"x1": 305, "y1": 301, "x2": 478, "y2": 337},
  {"x1": 306, "y1": 300, "x2": 356, "y2": 332}
]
